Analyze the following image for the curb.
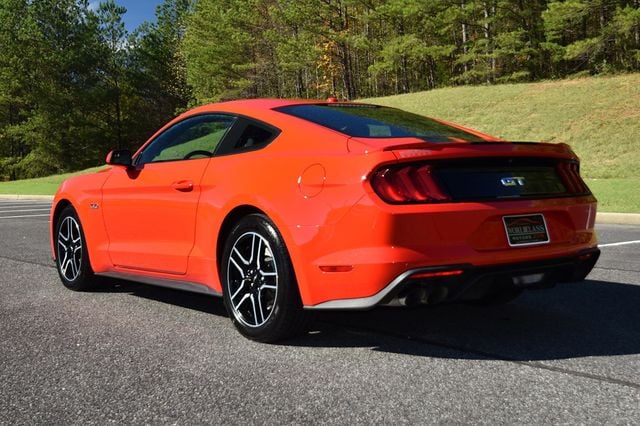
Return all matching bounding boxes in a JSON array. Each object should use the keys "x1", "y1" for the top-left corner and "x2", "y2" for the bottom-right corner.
[
  {"x1": 1, "y1": 194, "x2": 639, "y2": 225},
  {"x1": 596, "y1": 212, "x2": 640, "y2": 226},
  {"x1": 0, "y1": 194, "x2": 54, "y2": 200}
]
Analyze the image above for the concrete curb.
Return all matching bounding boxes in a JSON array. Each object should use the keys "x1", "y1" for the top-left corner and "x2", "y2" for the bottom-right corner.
[
  {"x1": 1, "y1": 194, "x2": 638, "y2": 225},
  {"x1": 596, "y1": 212, "x2": 640, "y2": 225},
  {"x1": 0, "y1": 194, "x2": 54, "y2": 200}
]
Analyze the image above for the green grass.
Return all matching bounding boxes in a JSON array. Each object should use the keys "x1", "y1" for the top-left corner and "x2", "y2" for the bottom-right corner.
[
  {"x1": 584, "y1": 178, "x2": 640, "y2": 213},
  {"x1": 1, "y1": 74, "x2": 638, "y2": 212},
  {"x1": 365, "y1": 74, "x2": 640, "y2": 180},
  {"x1": 363, "y1": 73, "x2": 640, "y2": 213},
  {"x1": 0, "y1": 166, "x2": 106, "y2": 195}
]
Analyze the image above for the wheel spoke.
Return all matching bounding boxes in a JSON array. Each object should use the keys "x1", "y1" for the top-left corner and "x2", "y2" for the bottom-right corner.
[
  {"x1": 249, "y1": 234, "x2": 256, "y2": 264},
  {"x1": 64, "y1": 258, "x2": 73, "y2": 279},
  {"x1": 230, "y1": 255, "x2": 246, "y2": 278},
  {"x1": 259, "y1": 283, "x2": 277, "y2": 291},
  {"x1": 249, "y1": 294, "x2": 259, "y2": 326},
  {"x1": 232, "y1": 247, "x2": 250, "y2": 266},
  {"x1": 57, "y1": 215, "x2": 82, "y2": 282},
  {"x1": 69, "y1": 257, "x2": 77, "y2": 278},
  {"x1": 58, "y1": 229, "x2": 69, "y2": 243},
  {"x1": 256, "y1": 292, "x2": 265, "y2": 324},
  {"x1": 71, "y1": 227, "x2": 81, "y2": 243},
  {"x1": 230, "y1": 281, "x2": 245, "y2": 301},
  {"x1": 255, "y1": 237, "x2": 262, "y2": 269},
  {"x1": 73, "y1": 253, "x2": 81, "y2": 276},
  {"x1": 236, "y1": 293, "x2": 251, "y2": 309},
  {"x1": 67, "y1": 217, "x2": 73, "y2": 243},
  {"x1": 60, "y1": 252, "x2": 69, "y2": 275}
]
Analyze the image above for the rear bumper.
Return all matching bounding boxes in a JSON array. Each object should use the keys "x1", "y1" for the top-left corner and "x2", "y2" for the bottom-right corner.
[
  {"x1": 305, "y1": 247, "x2": 600, "y2": 310},
  {"x1": 292, "y1": 193, "x2": 597, "y2": 307}
]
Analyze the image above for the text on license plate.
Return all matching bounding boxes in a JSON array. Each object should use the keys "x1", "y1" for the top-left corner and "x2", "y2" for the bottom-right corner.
[{"x1": 502, "y1": 214, "x2": 550, "y2": 246}]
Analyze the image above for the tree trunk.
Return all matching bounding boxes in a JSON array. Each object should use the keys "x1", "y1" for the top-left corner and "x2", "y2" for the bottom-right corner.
[
  {"x1": 340, "y1": 42, "x2": 356, "y2": 99},
  {"x1": 461, "y1": 0, "x2": 468, "y2": 74},
  {"x1": 483, "y1": 1, "x2": 496, "y2": 83},
  {"x1": 401, "y1": 55, "x2": 409, "y2": 93},
  {"x1": 296, "y1": 70, "x2": 305, "y2": 98},
  {"x1": 115, "y1": 82, "x2": 122, "y2": 150},
  {"x1": 635, "y1": 0, "x2": 640, "y2": 47}
]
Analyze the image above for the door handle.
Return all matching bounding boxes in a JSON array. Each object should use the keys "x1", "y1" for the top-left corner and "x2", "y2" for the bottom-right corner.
[{"x1": 171, "y1": 180, "x2": 194, "y2": 192}]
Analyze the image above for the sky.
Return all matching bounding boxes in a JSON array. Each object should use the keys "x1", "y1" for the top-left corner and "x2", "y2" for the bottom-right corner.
[{"x1": 90, "y1": 0, "x2": 164, "y2": 32}]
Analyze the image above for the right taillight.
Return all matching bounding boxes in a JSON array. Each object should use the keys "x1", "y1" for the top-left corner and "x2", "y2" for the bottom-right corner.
[
  {"x1": 556, "y1": 162, "x2": 589, "y2": 194},
  {"x1": 371, "y1": 164, "x2": 450, "y2": 203}
]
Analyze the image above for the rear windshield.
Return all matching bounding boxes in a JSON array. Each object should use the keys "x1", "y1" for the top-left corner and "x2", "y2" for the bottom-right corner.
[{"x1": 275, "y1": 104, "x2": 486, "y2": 142}]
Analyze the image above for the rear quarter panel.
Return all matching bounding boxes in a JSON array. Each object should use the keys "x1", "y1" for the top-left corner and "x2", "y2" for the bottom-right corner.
[{"x1": 188, "y1": 115, "x2": 396, "y2": 300}]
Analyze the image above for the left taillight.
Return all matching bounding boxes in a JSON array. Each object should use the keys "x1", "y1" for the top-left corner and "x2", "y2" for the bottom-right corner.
[{"x1": 371, "y1": 164, "x2": 450, "y2": 204}]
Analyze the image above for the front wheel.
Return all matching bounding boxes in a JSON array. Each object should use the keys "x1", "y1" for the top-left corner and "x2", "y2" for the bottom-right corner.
[
  {"x1": 54, "y1": 205, "x2": 95, "y2": 291},
  {"x1": 221, "y1": 214, "x2": 311, "y2": 342}
]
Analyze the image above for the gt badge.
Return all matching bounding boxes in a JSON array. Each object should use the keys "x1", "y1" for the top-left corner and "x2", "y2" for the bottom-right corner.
[{"x1": 500, "y1": 176, "x2": 526, "y2": 187}]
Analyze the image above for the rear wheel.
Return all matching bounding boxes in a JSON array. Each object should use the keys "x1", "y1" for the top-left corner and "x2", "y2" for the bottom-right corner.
[
  {"x1": 221, "y1": 214, "x2": 311, "y2": 342},
  {"x1": 55, "y1": 205, "x2": 95, "y2": 291}
]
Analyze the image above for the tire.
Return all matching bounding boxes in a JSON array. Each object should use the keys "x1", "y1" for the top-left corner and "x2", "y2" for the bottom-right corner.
[
  {"x1": 54, "y1": 205, "x2": 96, "y2": 291},
  {"x1": 221, "y1": 214, "x2": 311, "y2": 342}
]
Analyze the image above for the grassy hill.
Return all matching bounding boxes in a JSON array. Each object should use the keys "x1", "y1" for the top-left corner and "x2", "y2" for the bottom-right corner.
[
  {"x1": 1, "y1": 74, "x2": 638, "y2": 212},
  {"x1": 0, "y1": 167, "x2": 106, "y2": 196},
  {"x1": 365, "y1": 73, "x2": 640, "y2": 212},
  {"x1": 365, "y1": 74, "x2": 640, "y2": 179}
]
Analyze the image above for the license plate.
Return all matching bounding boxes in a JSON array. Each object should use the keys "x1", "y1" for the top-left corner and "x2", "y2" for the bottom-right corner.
[{"x1": 503, "y1": 214, "x2": 550, "y2": 246}]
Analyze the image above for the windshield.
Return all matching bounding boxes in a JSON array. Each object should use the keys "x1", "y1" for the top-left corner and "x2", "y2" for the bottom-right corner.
[{"x1": 275, "y1": 104, "x2": 486, "y2": 142}]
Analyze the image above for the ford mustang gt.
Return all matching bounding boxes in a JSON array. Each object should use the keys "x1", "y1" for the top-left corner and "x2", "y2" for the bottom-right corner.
[{"x1": 51, "y1": 99, "x2": 599, "y2": 342}]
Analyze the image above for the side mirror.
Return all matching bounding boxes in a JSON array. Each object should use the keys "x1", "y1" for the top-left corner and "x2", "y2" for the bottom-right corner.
[{"x1": 106, "y1": 149, "x2": 132, "y2": 167}]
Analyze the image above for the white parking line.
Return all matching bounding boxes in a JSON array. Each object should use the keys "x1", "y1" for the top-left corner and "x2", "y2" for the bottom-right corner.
[
  {"x1": 0, "y1": 214, "x2": 50, "y2": 219},
  {"x1": 0, "y1": 208, "x2": 51, "y2": 213},
  {"x1": 599, "y1": 240, "x2": 640, "y2": 248},
  {"x1": 0, "y1": 204, "x2": 52, "y2": 209},
  {"x1": 0, "y1": 203, "x2": 51, "y2": 207}
]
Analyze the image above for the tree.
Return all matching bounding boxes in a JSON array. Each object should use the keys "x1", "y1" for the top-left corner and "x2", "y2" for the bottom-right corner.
[
  {"x1": 127, "y1": 0, "x2": 193, "y2": 144},
  {"x1": 183, "y1": 0, "x2": 259, "y2": 102},
  {"x1": 543, "y1": 0, "x2": 640, "y2": 75},
  {"x1": 2, "y1": 0, "x2": 640, "y2": 180}
]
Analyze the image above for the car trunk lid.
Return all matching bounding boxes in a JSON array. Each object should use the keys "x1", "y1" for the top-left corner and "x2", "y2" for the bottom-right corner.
[{"x1": 359, "y1": 139, "x2": 590, "y2": 202}]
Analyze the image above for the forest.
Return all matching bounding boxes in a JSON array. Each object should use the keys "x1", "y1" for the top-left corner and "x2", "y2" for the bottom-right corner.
[{"x1": 1, "y1": 0, "x2": 639, "y2": 180}]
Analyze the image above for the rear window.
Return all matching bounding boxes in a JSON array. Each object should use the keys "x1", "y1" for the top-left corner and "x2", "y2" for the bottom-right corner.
[{"x1": 275, "y1": 104, "x2": 485, "y2": 142}]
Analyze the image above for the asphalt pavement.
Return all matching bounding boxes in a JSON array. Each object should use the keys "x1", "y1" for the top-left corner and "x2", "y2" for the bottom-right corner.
[{"x1": 1, "y1": 199, "x2": 639, "y2": 424}]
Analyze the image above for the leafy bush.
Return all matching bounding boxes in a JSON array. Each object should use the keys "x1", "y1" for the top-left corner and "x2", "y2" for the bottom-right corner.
[{"x1": 11, "y1": 151, "x2": 64, "y2": 180}]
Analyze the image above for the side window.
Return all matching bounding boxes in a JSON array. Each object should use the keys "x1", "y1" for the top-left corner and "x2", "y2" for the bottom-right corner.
[
  {"x1": 215, "y1": 118, "x2": 280, "y2": 155},
  {"x1": 137, "y1": 114, "x2": 236, "y2": 165},
  {"x1": 233, "y1": 124, "x2": 275, "y2": 150}
]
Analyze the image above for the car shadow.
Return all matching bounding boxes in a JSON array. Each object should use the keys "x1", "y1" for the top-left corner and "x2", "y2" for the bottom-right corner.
[
  {"x1": 92, "y1": 277, "x2": 229, "y2": 317},
  {"x1": 93, "y1": 278, "x2": 640, "y2": 361},
  {"x1": 297, "y1": 279, "x2": 640, "y2": 361}
]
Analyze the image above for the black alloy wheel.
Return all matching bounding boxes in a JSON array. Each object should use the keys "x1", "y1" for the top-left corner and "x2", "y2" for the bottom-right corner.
[
  {"x1": 55, "y1": 205, "x2": 95, "y2": 290},
  {"x1": 221, "y1": 214, "x2": 311, "y2": 342}
]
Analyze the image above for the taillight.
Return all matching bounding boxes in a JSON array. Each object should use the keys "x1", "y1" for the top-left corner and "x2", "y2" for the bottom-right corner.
[
  {"x1": 556, "y1": 162, "x2": 589, "y2": 194},
  {"x1": 371, "y1": 164, "x2": 450, "y2": 203}
]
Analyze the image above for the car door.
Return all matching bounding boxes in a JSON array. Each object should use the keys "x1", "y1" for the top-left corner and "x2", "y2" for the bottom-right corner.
[{"x1": 101, "y1": 114, "x2": 236, "y2": 274}]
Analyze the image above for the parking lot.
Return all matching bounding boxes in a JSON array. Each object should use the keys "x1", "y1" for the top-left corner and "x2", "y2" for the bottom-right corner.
[{"x1": 1, "y1": 199, "x2": 639, "y2": 423}]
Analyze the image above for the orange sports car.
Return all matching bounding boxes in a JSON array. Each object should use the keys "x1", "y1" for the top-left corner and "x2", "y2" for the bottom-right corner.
[{"x1": 51, "y1": 99, "x2": 599, "y2": 342}]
